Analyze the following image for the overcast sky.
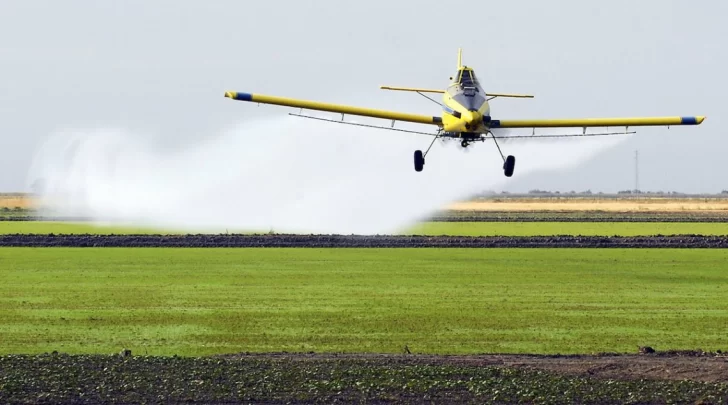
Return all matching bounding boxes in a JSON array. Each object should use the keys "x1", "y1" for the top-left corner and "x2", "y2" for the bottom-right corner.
[{"x1": 1, "y1": 0, "x2": 725, "y2": 193}]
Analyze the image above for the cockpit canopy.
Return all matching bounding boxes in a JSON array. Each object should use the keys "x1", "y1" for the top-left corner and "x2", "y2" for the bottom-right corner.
[
  {"x1": 454, "y1": 68, "x2": 481, "y2": 98},
  {"x1": 455, "y1": 68, "x2": 480, "y2": 88},
  {"x1": 448, "y1": 67, "x2": 488, "y2": 113}
]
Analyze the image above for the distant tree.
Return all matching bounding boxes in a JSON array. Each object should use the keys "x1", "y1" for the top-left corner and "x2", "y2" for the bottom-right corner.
[{"x1": 721, "y1": 190, "x2": 728, "y2": 194}]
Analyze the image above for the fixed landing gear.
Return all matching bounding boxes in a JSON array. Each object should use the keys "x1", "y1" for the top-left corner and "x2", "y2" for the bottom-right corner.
[
  {"x1": 414, "y1": 133, "x2": 441, "y2": 172},
  {"x1": 489, "y1": 131, "x2": 516, "y2": 177},
  {"x1": 412, "y1": 132, "x2": 516, "y2": 177},
  {"x1": 414, "y1": 150, "x2": 424, "y2": 172},
  {"x1": 503, "y1": 155, "x2": 516, "y2": 177}
]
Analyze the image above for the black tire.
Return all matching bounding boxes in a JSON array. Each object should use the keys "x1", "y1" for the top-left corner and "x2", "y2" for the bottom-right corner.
[
  {"x1": 503, "y1": 155, "x2": 516, "y2": 177},
  {"x1": 414, "y1": 150, "x2": 424, "y2": 172}
]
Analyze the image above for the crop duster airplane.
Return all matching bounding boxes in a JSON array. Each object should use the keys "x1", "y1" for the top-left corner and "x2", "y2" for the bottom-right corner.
[{"x1": 225, "y1": 49, "x2": 704, "y2": 177}]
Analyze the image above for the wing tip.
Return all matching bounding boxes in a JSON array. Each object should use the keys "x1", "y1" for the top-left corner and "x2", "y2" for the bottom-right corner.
[
  {"x1": 224, "y1": 91, "x2": 253, "y2": 101},
  {"x1": 682, "y1": 116, "x2": 706, "y2": 125}
]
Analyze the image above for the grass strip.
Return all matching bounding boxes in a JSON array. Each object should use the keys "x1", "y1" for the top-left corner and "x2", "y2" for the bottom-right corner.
[{"x1": 2, "y1": 248, "x2": 727, "y2": 356}]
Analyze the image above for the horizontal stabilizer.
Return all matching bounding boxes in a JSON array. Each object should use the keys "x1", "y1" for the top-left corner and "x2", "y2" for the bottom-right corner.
[
  {"x1": 380, "y1": 86, "x2": 533, "y2": 99},
  {"x1": 486, "y1": 93, "x2": 534, "y2": 99},
  {"x1": 380, "y1": 86, "x2": 445, "y2": 94}
]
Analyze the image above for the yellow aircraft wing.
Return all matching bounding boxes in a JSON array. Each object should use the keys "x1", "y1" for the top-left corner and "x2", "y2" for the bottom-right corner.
[
  {"x1": 491, "y1": 116, "x2": 705, "y2": 128},
  {"x1": 224, "y1": 91, "x2": 443, "y2": 126}
]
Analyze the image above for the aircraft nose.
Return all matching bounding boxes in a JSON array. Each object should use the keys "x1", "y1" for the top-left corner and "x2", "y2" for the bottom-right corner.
[{"x1": 463, "y1": 111, "x2": 482, "y2": 129}]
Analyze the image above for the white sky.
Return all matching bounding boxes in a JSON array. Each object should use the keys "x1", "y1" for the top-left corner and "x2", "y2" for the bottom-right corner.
[{"x1": 1, "y1": 0, "x2": 725, "y2": 193}]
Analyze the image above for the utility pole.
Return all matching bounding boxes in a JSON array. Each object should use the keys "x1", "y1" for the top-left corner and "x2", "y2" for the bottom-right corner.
[{"x1": 634, "y1": 150, "x2": 640, "y2": 192}]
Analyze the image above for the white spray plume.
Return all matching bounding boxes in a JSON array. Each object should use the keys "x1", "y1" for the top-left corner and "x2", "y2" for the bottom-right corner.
[{"x1": 27, "y1": 116, "x2": 626, "y2": 234}]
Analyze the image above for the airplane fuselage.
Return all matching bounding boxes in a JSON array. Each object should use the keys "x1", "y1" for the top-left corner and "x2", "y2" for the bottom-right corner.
[{"x1": 441, "y1": 67, "x2": 490, "y2": 137}]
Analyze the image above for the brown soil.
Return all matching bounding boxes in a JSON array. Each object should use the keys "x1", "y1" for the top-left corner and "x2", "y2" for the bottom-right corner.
[
  {"x1": 445, "y1": 353, "x2": 728, "y2": 383},
  {"x1": 4, "y1": 234, "x2": 728, "y2": 248},
  {"x1": 228, "y1": 352, "x2": 728, "y2": 383}
]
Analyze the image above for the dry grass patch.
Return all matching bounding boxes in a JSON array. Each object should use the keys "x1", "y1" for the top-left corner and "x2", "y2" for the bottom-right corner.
[
  {"x1": 450, "y1": 198, "x2": 728, "y2": 212},
  {"x1": 0, "y1": 195, "x2": 33, "y2": 209}
]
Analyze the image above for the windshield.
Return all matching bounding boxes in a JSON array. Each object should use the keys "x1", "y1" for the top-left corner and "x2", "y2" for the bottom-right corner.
[{"x1": 457, "y1": 69, "x2": 478, "y2": 88}]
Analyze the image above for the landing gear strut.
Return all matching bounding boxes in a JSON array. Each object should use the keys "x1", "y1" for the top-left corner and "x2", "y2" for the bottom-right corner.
[
  {"x1": 490, "y1": 132, "x2": 516, "y2": 177},
  {"x1": 413, "y1": 133, "x2": 441, "y2": 172}
]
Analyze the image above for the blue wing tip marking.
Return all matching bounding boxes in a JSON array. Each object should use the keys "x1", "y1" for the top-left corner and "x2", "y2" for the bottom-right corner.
[
  {"x1": 225, "y1": 92, "x2": 253, "y2": 101},
  {"x1": 235, "y1": 92, "x2": 253, "y2": 101},
  {"x1": 681, "y1": 116, "x2": 705, "y2": 125}
]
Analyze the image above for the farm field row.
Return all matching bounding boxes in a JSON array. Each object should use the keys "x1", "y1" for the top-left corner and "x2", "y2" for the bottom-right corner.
[
  {"x1": 1, "y1": 221, "x2": 727, "y2": 236},
  {"x1": 2, "y1": 248, "x2": 727, "y2": 356},
  {"x1": 407, "y1": 221, "x2": 728, "y2": 236},
  {"x1": 2, "y1": 353, "x2": 726, "y2": 404}
]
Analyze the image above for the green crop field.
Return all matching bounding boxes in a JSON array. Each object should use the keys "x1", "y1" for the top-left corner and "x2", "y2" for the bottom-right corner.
[
  {"x1": 2, "y1": 221, "x2": 728, "y2": 236},
  {"x1": 2, "y1": 248, "x2": 727, "y2": 356},
  {"x1": 0, "y1": 222, "x2": 175, "y2": 235},
  {"x1": 406, "y1": 221, "x2": 728, "y2": 236}
]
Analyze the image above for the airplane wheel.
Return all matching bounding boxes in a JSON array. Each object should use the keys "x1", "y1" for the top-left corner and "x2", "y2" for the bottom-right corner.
[
  {"x1": 461, "y1": 140, "x2": 469, "y2": 148},
  {"x1": 503, "y1": 155, "x2": 516, "y2": 177},
  {"x1": 414, "y1": 150, "x2": 424, "y2": 172}
]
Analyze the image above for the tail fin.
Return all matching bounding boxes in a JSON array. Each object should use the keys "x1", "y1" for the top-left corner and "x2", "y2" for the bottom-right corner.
[{"x1": 457, "y1": 48, "x2": 463, "y2": 69}]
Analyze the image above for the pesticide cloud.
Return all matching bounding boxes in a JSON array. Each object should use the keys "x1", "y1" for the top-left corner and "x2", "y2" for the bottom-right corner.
[{"x1": 28, "y1": 117, "x2": 626, "y2": 234}]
